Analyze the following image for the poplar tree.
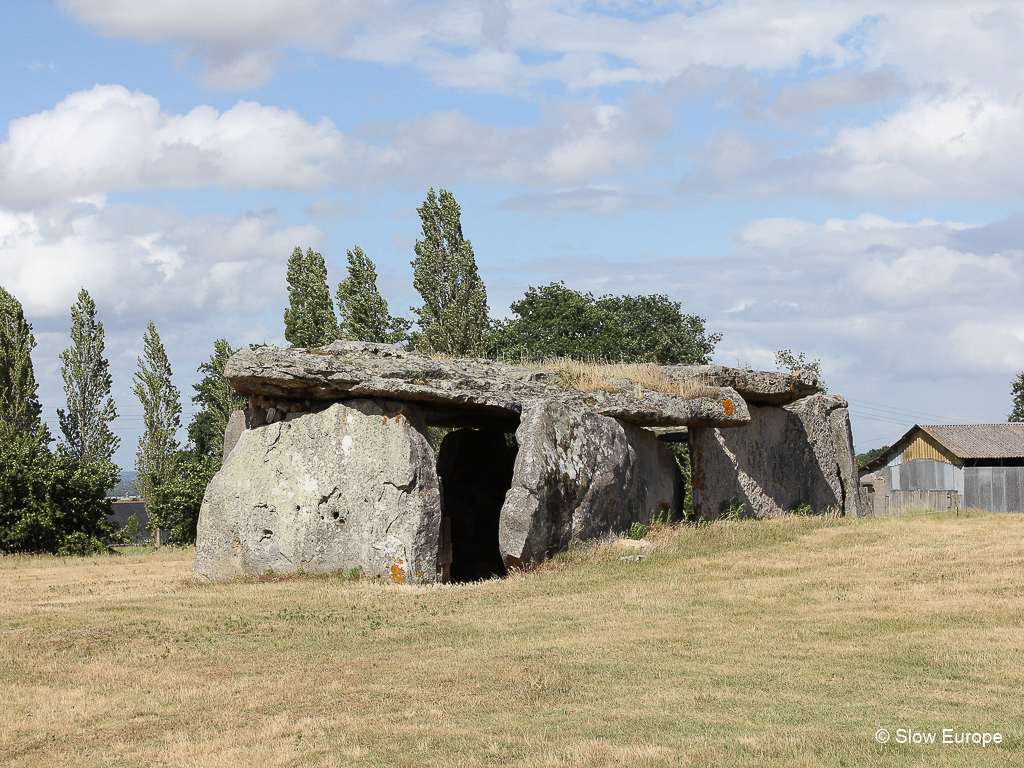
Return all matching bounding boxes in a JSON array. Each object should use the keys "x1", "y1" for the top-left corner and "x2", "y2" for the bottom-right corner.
[
  {"x1": 146, "y1": 338, "x2": 242, "y2": 546},
  {"x1": 336, "y1": 246, "x2": 411, "y2": 344},
  {"x1": 410, "y1": 188, "x2": 490, "y2": 356},
  {"x1": 132, "y1": 321, "x2": 181, "y2": 503},
  {"x1": 188, "y1": 339, "x2": 246, "y2": 458},
  {"x1": 284, "y1": 246, "x2": 337, "y2": 348},
  {"x1": 58, "y1": 289, "x2": 119, "y2": 472},
  {"x1": 0, "y1": 285, "x2": 45, "y2": 438}
]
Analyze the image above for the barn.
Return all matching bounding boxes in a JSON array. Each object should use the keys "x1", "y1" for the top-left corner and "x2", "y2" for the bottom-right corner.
[{"x1": 859, "y1": 424, "x2": 1024, "y2": 515}]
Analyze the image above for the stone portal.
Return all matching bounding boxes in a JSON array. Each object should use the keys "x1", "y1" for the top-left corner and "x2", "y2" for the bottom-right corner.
[{"x1": 436, "y1": 428, "x2": 518, "y2": 582}]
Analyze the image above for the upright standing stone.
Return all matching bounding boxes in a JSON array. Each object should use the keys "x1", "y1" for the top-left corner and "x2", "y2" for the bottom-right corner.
[
  {"x1": 222, "y1": 409, "x2": 246, "y2": 462},
  {"x1": 690, "y1": 394, "x2": 861, "y2": 518},
  {"x1": 193, "y1": 399, "x2": 443, "y2": 582},
  {"x1": 499, "y1": 399, "x2": 684, "y2": 569}
]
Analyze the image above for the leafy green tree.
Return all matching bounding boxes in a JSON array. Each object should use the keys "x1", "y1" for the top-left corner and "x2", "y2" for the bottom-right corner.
[
  {"x1": 188, "y1": 339, "x2": 246, "y2": 458},
  {"x1": 856, "y1": 445, "x2": 890, "y2": 468},
  {"x1": 493, "y1": 282, "x2": 721, "y2": 364},
  {"x1": 410, "y1": 188, "x2": 490, "y2": 356},
  {"x1": 132, "y1": 321, "x2": 181, "y2": 505},
  {"x1": 0, "y1": 285, "x2": 46, "y2": 439},
  {"x1": 492, "y1": 282, "x2": 602, "y2": 361},
  {"x1": 146, "y1": 453, "x2": 219, "y2": 545},
  {"x1": 1009, "y1": 372, "x2": 1024, "y2": 422},
  {"x1": 0, "y1": 423, "x2": 113, "y2": 554},
  {"x1": 147, "y1": 338, "x2": 248, "y2": 546},
  {"x1": 595, "y1": 293, "x2": 721, "y2": 364},
  {"x1": 776, "y1": 349, "x2": 826, "y2": 392},
  {"x1": 284, "y1": 246, "x2": 337, "y2": 348},
  {"x1": 336, "y1": 246, "x2": 411, "y2": 344},
  {"x1": 118, "y1": 513, "x2": 145, "y2": 546},
  {"x1": 57, "y1": 289, "x2": 119, "y2": 475}
]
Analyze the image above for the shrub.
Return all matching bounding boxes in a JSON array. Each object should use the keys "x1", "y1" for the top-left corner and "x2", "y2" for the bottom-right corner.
[
  {"x1": 790, "y1": 499, "x2": 814, "y2": 516},
  {"x1": 117, "y1": 513, "x2": 146, "y2": 545},
  {"x1": 719, "y1": 497, "x2": 747, "y2": 521},
  {"x1": 57, "y1": 531, "x2": 109, "y2": 557},
  {"x1": 628, "y1": 522, "x2": 650, "y2": 540},
  {"x1": 0, "y1": 426, "x2": 115, "y2": 554}
]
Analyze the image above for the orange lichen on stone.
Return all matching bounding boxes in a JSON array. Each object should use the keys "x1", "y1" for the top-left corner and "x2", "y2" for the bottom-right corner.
[{"x1": 718, "y1": 399, "x2": 734, "y2": 417}]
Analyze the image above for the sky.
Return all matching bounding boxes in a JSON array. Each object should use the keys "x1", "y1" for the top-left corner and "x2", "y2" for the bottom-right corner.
[{"x1": 2, "y1": 0, "x2": 1023, "y2": 472}]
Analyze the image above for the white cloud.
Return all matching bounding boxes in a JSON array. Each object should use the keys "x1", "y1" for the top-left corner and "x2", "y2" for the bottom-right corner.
[
  {"x1": 504, "y1": 211, "x2": 1024, "y2": 382},
  {"x1": 0, "y1": 85, "x2": 667, "y2": 205},
  {"x1": 0, "y1": 198, "x2": 320, "y2": 321},
  {"x1": 681, "y1": 85, "x2": 1024, "y2": 203},
  {"x1": 0, "y1": 85, "x2": 352, "y2": 204},
  {"x1": 59, "y1": 0, "x2": 875, "y2": 91},
  {"x1": 59, "y1": 1, "x2": 1024, "y2": 96},
  {"x1": 773, "y1": 68, "x2": 907, "y2": 117},
  {"x1": 815, "y1": 89, "x2": 1024, "y2": 200}
]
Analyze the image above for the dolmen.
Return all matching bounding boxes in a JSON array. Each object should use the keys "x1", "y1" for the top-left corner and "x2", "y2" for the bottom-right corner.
[{"x1": 193, "y1": 341, "x2": 860, "y2": 583}]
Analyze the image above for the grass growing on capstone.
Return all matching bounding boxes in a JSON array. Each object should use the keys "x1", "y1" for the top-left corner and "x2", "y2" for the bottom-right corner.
[{"x1": 1, "y1": 511, "x2": 1022, "y2": 767}]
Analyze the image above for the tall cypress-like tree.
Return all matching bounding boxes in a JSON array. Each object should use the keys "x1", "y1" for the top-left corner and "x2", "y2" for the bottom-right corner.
[
  {"x1": 336, "y1": 246, "x2": 411, "y2": 344},
  {"x1": 188, "y1": 339, "x2": 246, "y2": 458},
  {"x1": 132, "y1": 321, "x2": 181, "y2": 503},
  {"x1": 144, "y1": 338, "x2": 244, "y2": 545},
  {"x1": 410, "y1": 188, "x2": 490, "y2": 356},
  {"x1": 58, "y1": 289, "x2": 119, "y2": 472},
  {"x1": 284, "y1": 246, "x2": 337, "y2": 348},
  {"x1": 0, "y1": 285, "x2": 45, "y2": 439}
]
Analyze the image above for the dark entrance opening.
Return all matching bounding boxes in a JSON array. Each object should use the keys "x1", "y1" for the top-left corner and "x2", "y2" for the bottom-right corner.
[{"x1": 436, "y1": 428, "x2": 518, "y2": 583}]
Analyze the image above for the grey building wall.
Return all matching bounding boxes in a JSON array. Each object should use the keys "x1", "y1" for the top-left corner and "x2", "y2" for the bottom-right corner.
[
  {"x1": 109, "y1": 501, "x2": 148, "y2": 530},
  {"x1": 964, "y1": 466, "x2": 1024, "y2": 513},
  {"x1": 886, "y1": 459, "x2": 963, "y2": 496},
  {"x1": 884, "y1": 460, "x2": 1024, "y2": 512}
]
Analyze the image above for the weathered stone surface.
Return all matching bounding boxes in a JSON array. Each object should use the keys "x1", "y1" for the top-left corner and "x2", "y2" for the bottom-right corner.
[
  {"x1": 197, "y1": 342, "x2": 857, "y2": 582},
  {"x1": 193, "y1": 399, "x2": 443, "y2": 582},
  {"x1": 690, "y1": 394, "x2": 860, "y2": 519},
  {"x1": 498, "y1": 399, "x2": 684, "y2": 568},
  {"x1": 222, "y1": 409, "x2": 246, "y2": 462},
  {"x1": 663, "y1": 364, "x2": 822, "y2": 405},
  {"x1": 225, "y1": 341, "x2": 749, "y2": 429}
]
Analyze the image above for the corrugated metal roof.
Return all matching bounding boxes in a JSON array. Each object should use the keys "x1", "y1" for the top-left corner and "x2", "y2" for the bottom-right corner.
[{"x1": 918, "y1": 424, "x2": 1024, "y2": 459}]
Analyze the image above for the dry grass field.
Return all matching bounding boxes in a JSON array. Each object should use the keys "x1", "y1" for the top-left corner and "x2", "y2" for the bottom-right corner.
[{"x1": 2, "y1": 511, "x2": 1022, "y2": 767}]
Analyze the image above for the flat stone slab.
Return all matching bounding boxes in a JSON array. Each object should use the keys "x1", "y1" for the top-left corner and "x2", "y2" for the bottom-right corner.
[
  {"x1": 225, "y1": 341, "x2": 750, "y2": 429},
  {"x1": 663, "y1": 365, "x2": 822, "y2": 405}
]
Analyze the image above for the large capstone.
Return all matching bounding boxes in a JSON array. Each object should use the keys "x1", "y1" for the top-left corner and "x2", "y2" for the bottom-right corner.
[
  {"x1": 225, "y1": 340, "x2": 750, "y2": 429},
  {"x1": 690, "y1": 394, "x2": 861, "y2": 518},
  {"x1": 498, "y1": 399, "x2": 684, "y2": 569},
  {"x1": 193, "y1": 399, "x2": 443, "y2": 582}
]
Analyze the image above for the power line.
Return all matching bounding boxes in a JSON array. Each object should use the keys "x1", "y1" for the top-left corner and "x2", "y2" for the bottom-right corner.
[{"x1": 844, "y1": 397, "x2": 956, "y2": 423}]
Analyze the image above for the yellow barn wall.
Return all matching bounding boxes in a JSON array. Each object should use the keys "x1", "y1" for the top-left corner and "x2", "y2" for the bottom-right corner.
[{"x1": 901, "y1": 431, "x2": 961, "y2": 466}]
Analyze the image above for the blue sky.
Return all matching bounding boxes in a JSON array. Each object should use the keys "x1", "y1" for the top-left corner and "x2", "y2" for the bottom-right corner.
[{"x1": 2, "y1": 0, "x2": 1023, "y2": 471}]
